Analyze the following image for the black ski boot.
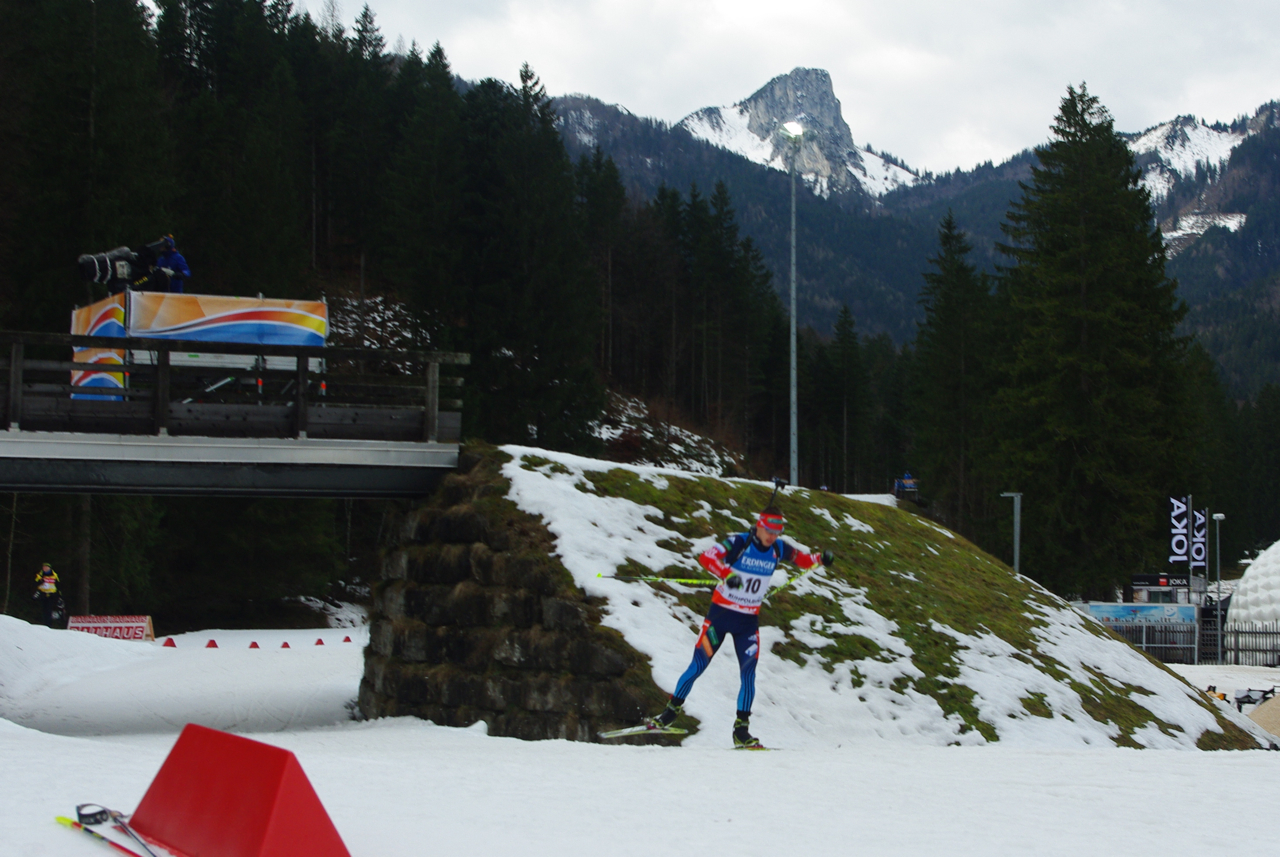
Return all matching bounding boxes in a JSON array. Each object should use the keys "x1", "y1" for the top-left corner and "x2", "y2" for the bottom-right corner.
[
  {"x1": 645, "y1": 700, "x2": 682, "y2": 729},
  {"x1": 733, "y1": 715, "x2": 763, "y2": 749}
]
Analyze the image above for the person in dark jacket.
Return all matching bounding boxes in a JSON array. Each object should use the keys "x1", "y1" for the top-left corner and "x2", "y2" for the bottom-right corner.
[
  {"x1": 33, "y1": 562, "x2": 65, "y2": 627},
  {"x1": 154, "y1": 234, "x2": 190, "y2": 293}
]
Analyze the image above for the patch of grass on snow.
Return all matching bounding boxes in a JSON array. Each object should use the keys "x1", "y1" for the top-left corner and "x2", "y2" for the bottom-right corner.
[{"x1": 537, "y1": 461, "x2": 1262, "y2": 749}]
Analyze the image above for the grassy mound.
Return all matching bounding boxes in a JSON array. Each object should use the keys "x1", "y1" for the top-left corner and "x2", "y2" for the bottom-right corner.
[{"x1": 500, "y1": 445, "x2": 1270, "y2": 750}]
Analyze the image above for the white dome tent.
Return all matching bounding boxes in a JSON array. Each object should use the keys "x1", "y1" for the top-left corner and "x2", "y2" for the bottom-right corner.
[{"x1": 1228, "y1": 537, "x2": 1280, "y2": 626}]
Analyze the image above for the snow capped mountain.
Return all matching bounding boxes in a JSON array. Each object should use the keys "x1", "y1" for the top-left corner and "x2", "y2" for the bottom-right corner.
[
  {"x1": 1124, "y1": 105, "x2": 1280, "y2": 253},
  {"x1": 1128, "y1": 114, "x2": 1245, "y2": 202},
  {"x1": 677, "y1": 68, "x2": 919, "y2": 202}
]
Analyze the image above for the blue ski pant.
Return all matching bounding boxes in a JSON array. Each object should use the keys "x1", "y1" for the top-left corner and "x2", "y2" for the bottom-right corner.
[{"x1": 672, "y1": 604, "x2": 760, "y2": 715}]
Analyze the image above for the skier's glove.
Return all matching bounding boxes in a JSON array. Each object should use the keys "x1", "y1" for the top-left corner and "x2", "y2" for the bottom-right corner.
[
  {"x1": 725, "y1": 573, "x2": 744, "y2": 590},
  {"x1": 822, "y1": 549, "x2": 836, "y2": 567},
  {"x1": 160, "y1": 267, "x2": 175, "y2": 276}
]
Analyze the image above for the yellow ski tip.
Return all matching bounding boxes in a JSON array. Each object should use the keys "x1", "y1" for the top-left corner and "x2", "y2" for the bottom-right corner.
[{"x1": 55, "y1": 816, "x2": 76, "y2": 827}]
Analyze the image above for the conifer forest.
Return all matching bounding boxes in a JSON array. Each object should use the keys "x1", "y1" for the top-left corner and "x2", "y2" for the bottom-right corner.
[{"x1": 1, "y1": 1, "x2": 1278, "y2": 625}]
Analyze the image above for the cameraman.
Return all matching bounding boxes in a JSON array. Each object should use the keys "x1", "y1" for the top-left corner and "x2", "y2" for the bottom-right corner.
[{"x1": 154, "y1": 234, "x2": 190, "y2": 293}]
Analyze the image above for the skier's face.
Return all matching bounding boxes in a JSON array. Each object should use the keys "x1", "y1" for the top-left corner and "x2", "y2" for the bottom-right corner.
[{"x1": 755, "y1": 526, "x2": 778, "y2": 547}]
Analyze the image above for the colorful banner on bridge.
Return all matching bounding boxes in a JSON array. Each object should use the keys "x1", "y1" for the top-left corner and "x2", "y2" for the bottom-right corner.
[
  {"x1": 127, "y1": 293, "x2": 327, "y2": 346},
  {"x1": 70, "y1": 291, "x2": 328, "y2": 394},
  {"x1": 70, "y1": 292, "x2": 126, "y2": 395}
]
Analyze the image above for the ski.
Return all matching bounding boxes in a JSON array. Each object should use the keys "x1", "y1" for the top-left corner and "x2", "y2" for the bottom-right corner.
[
  {"x1": 595, "y1": 573, "x2": 716, "y2": 586},
  {"x1": 598, "y1": 723, "x2": 689, "y2": 739},
  {"x1": 56, "y1": 817, "x2": 145, "y2": 857}
]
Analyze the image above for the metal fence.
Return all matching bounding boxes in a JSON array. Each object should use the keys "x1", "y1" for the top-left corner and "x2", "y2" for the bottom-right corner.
[
  {"x1": 1098, "y1": 621, "x2": 1199, "y2": 664},
  {"x1": 1224, "y1": 623, "x2": 1280, "y2": 667}
]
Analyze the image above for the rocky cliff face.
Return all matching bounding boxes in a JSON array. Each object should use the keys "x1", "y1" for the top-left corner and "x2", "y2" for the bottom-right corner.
[{"x1": 677, "y1": 67, "x2": 918, "y2": 202}]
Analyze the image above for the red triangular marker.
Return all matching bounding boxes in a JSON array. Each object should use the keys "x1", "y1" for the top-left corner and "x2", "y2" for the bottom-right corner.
[
  {"x1": 315, "y1": 638, "x2": 324, "y2": 646},
  {"x1": 343, "y1": 636, "x2": 352, "y2": 643},
  {"x1": 130, "y1": 724, "x2": 351, "y2": 857},
  {"x1": 249, "y1": 641, "x2": 259, "y2": 649},
  {"x1": 281, "y1": 642, "x2": 290, "y2": 648},
  {"x1": 205, "y1": 640, "x2": 218, "y2": 649},
  {"x1": 162, "y1": 638, "x2": 176, "y2": 648}
]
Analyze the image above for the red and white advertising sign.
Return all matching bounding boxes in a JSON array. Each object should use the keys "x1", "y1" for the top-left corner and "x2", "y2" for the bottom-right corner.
[{"x1": 67, "y1": 615, "x2": 155, "y2": 641}]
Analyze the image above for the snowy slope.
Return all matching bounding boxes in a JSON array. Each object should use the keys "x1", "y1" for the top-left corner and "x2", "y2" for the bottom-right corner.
[
  {"x1": 3, "y1": 603, "x2": 1280, "y2": 853},
  {"x1": 0, "y1": 619, "x2": 366, "y2": 735},
  {"x1": 852, "y1": 149, "x2": 918, "y2": 197},
  {"x1": 499, "y1": 446, "x2": 1272, "y2": 750},
  {"x1": 1128, "y1": 115, "x2": 1245, "y2": 203},
  {"x1": 679, "y1": 104, "x2": 776, "y2": 168}
]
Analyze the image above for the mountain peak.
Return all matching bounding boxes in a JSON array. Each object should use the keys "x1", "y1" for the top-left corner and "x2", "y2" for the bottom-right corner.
[{"x1": 677, "y1": 68, "x2": 918, "y2": 202}]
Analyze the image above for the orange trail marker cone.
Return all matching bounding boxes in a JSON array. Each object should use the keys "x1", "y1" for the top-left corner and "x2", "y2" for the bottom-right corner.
[
  {"x1": 162, "y1": 638, "x2": 176, "y2": 648},
  {"x1": 249, "y1": 641, "x2": 259, "y2": 649},
  {"x1": 281, "y1": 642, "x2": 290, "y2": 649},
  {"x1": 315, "y1": 638, "x2": 324, "y2": 646},
  {"x1": 205, "y1": 640, "x2": 218, "y2": 649}
]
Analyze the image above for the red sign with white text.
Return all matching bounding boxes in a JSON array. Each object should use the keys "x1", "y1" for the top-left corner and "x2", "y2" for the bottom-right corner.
[{"x1": 67, "y1": 615, "x2": 155, "y2": 641}]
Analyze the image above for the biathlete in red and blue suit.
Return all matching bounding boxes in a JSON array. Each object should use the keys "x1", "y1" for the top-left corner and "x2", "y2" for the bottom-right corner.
[{"x1": 645, "y1": 505, "x2": 835, "y2": 748}]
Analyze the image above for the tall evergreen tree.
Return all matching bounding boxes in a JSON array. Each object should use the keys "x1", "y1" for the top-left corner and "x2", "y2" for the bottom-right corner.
[
  {"x1": 575, "y1": 148, "x2": 627, "y2": 375},
  {"x1": 994, "y1": 84, "x2": 1189, "y2": 598},
  {"x1": 1, "y1": 0, "x2": 170, "y2": 327},
  {"x1": 911, "y1": 212, "x2": 992, "y2": 534},
  {"x1": 380, "y1": 41, "x2": 465, "y2": 337},
  {"x1": 831, "y1": 305, "x2": 864, "y2": 492},
  {"x1": 461, "y1": 65, "x2": 602, "y2": 449}
]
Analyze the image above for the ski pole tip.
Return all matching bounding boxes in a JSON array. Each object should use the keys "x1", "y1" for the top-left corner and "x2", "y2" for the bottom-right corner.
[{"x1": 55, "y1": 816, "x2": 75, "y2": 828}]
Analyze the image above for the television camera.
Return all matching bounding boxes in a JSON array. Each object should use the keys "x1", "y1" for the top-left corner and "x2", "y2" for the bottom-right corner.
[{"x1": 78, "y1": 237, "x2": 173, "y2": 292}]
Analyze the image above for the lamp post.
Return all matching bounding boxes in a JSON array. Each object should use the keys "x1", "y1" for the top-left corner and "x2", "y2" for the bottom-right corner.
[
  {"x1": 780, "y1": 120, "x2": 803, "y2": 486},
  {"x1": 1213, "y1": 512, "x2": 1225, "y2": 664},
  {"x1": 1001, "y1": 492, "x2": 1023, "y2": 574}
]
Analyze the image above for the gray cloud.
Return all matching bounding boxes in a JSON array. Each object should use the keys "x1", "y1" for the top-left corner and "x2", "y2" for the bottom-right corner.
[{"x1": 304, "y1": 0, "x2": 1280, "y2": 173}]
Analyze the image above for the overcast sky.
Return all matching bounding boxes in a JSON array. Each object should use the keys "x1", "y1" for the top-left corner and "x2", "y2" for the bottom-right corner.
[{"x1": 299, "y1": 0, "x2": 1278, "y2": 174}]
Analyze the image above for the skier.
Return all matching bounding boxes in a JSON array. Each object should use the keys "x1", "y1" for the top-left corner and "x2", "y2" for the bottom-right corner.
[
  {"x1": 645, "y1": 505, "x2": 835, "y2": 748},
  {"x1": 32, "y1": 562, "x2": 65, "y2": 628},
  {"x1": 153, "y1": 235, "x2": 190, "y2": 293}
]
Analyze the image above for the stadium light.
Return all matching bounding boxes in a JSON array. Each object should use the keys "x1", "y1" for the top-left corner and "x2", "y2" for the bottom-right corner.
[{"x1": 780, "y1": 121, "x2": 803, "y2": 485}]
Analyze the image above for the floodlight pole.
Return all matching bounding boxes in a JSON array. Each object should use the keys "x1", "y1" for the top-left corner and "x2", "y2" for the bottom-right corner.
[
  {"x1": 787, "y1": 131, "x2": 800, "y2": 487},
  {"x1": 1001, "y1": 492, "x2": 1023, "y2": 574},
  {"x1": 1213, "y1": 512, "x2": 1225, "y2": 664}
]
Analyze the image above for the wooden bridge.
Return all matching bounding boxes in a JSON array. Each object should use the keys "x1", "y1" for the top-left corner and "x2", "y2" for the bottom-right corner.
[{"x1": 0, "y1": 331, "x2": 468, "y2": 497}]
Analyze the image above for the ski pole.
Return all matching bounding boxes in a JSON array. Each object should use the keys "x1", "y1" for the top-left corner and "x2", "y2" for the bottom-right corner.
[
  {"x1": 764, "y1": 562, "x2": 825, "y2": 602},
  {"x1": 56, "y1": 817, "x2": 145, "y2": 857},
  {"x1": 595, "y1": 573, "x2": 717, "y2": 586},
  {"x1": 110, "y1": 810, "x2": 161, "y2": 857}
]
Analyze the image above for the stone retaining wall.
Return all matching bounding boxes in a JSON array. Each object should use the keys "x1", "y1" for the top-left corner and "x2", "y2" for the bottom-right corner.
[{"x1": 358, "y1": 444, "x2": 672, "y2": 741}]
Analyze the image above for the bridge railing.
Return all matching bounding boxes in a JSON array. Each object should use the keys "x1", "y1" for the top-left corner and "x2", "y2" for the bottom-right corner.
[{"x1": 0, "y1": 331, "x2": 469, "y2": 443}]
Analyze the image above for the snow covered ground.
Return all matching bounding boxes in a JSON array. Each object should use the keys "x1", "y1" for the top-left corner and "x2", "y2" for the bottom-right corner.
[{"x1": 2, "y1": 615, "x2": 1280, "y2": 856}]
